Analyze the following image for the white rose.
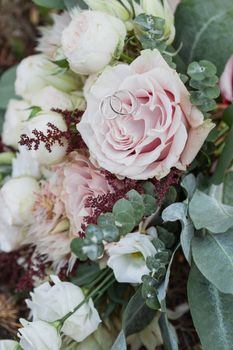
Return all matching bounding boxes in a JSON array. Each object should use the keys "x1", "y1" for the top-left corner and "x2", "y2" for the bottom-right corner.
[
  {"x1": 2, "y1": 99, "x2": 31, "y2": 149},
  {"x1": 0, "y1": 340, "x2": 19, "y2": 350},
  {"x1": 20, "y1": 111, "x2": 68, "y2": 166},
  {"x1": 107, "y1": 232, "x2": 157, "y2": 283},
  {"x1": 61, "y1": 10, "x2": 126, "y2": 75},
  {"x1": 12, "y1": 148, "x2": 41, "y2": 179},
  {"x1": 15, "y1": 54, "x2": 82, "y2": 101},
  {"x1": 18, "y1": 319, "x2": 62, "y2": 350},
  {"x1": 0, "y1": 176, "x2": 39, "y2": 226},
  {"x1": 26, "y1": 275, "x2": 101, "y2": 342},
  {"x1": 31, "y1": 86, "x2": 85, "y2": 112}
]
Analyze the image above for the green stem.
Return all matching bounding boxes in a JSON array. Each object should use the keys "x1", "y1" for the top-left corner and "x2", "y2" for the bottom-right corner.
[
  {"x1": 57, "y1": 271, "x2": 114, "y2": 326},
  {"x1": 120, "y1": 52, "x2": 134, "y2": 64},
  {"x1": 93, "y1": 276, "x2": 115, "y2": 304},
  {"x1": 85, "y1": 268, "x2": 110, "y2": 292}
]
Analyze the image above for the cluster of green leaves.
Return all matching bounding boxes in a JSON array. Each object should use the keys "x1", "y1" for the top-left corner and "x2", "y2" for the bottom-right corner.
[
  {"x1": 142, "y1": 238, "x2": 171, "y2": 309},
  {"x1": 187, "y1": 60, "x2": 220, "y2": 116},
  {"x1": 162, "y1": 173, "x2": 233, "y2": 350},
  {"x1": 32, "y1": 0, "x2": 88, "y2": 10},
  {"x1": 133, "y1": 14, "x2": 175, "y2": 68},
  {"x1": 71, "y1": 189, "x2": 157, "y2": 261}
]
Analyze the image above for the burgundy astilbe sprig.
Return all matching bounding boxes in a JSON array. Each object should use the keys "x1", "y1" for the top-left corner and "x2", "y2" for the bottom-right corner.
[
  {"x1": 19, "y1": 109, "x2": 87, "y2": 154},
  {"x1": 151, "y1": 168, "x2": 182, "y2": 204}
]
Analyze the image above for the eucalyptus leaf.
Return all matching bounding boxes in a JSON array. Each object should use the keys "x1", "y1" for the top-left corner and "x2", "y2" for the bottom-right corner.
[
  {"x1": 122, "y1": 286, "x2": 155, "y2": 337},
  {"x1": 174, "y1": 0, "x2": 233, "y2": 74},
  {"x1": 192, "y1": 230, "x2": 233, "y2": 294},
  {"x1": 0, "y1": 66, "x2": 18, "y2": 109},
  {"x1": 189, "y1": 190, "x2": 233, "y2": 233},
  {"x1": 162, "y1": 203, "x2": 194, "y2": 263},
  {"x1": 188, "y1": 263, "x2": 233, "y2": 350},
  {"x1": 223, "y1": 172, "x2": 233, "y2": 206},
  {"x1": 142, "y1": 194, "x2": 157, "y2": 216},
  {"x1": 111, "y1": 330, "x2": 127, "y2": 350}
]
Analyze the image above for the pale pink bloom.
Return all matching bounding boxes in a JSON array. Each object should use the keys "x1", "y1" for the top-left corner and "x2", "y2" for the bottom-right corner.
[
  {"x1": 37, "y1": 12, "x2": 71, "y2": 59},
  {"x1": 28, "y1": 152, "x2": 113, "y2": 269},
  {"x1": 220, "y1": 55, "x2": 233, "y2": 104},
  {"x1": 78, "y1": 49, "x2": 214, "y2": 180}
]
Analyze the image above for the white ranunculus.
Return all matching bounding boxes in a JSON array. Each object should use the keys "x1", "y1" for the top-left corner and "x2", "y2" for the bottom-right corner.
[
  {"x1": 107, "y1": 232, "x2": 157, "y2": 283},
  {"x1": 31, "y1": 86, "x2": 85, "y2": 112},
  {"x1": 0, "y1": 340, "x2": 19, "y2": 350},
  {"x1": 2, "y1": 99, "x2": 31, "y2": 149},
  {"x1": 26, "y1": 276, "x2": 101, "y2": 343},
  {"x1": 61, "y1": 10, "x2": 126, "y2": 75},
  {"x1": 12, "y1": 148, "x2": 41, "y2": 179},
  {"x1": 20, "y1": 111, "x2": 68, "y2": 166},
  {"x1": 0, "y1": 176, "x2": 40, "y2": 226},
  {"x1": 15, "y1": 54, "x2": 82, "y2": 101},
  {"x1": 18, "y1": 319, "x2": 62, "y2": 350}
]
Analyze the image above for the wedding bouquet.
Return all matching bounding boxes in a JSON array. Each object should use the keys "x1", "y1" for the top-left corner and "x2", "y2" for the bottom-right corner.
[{"x1": 0, "y1": 0, "x2": 233, "y2": 349}]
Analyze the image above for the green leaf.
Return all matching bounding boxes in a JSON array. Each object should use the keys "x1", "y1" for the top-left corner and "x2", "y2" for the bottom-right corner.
[
  {"x1": 162, "y1": 203, "x2": 194, "y2": 263},
  {"x1": 211, "y1": 105, "x2": 233, "y2": 184},
  {"x1": 157, "y1": 227, "x2": 176, "y2": 249},
  {"x1": 111, "y1": 330, "x2": 127, "y2": 350},
  {"x1": 127, "y1": 190, "x2": 145, "y2": 225},
  {"x1": 122, "y1": 287, "x2": 155, "y2": 337},
  {"x1": 192, "y1": 229, "x2": 233, "y2": 294},
  {"x1": 159, "y1": 313, "x2": 178, "y2": 350},
  {"x1": 188, "y1": 263, "x2": 233, "y2": 350},
  {"x1": 181, "y1": 174, "x2": 197, "y2": 200},
  {"x1": 0, "y1": 109, "x2": 5, "y2": 133},
  {"x1": 143, "y1": 181, "x2": 155, "y2": 197},
  {"x1": 85, "y1": 225, "x2": 103, "y2": 243},
  {"x1": 142, "y1": 194, "x2": 157, "y2": 216},
  {"x1": 113, "y1": 198, "x2": 134, "y2": 216},
  {"x1": 28, "y1": 106, "x2": 42, "y2": 120},
  {"x1": 174, "y1": 0, "x2": 233, "y2": 74},
  {"x1": 101, "y1": 225, "x2": 119, "y2": 242},
  {"x1": 189, "y1": 190, "x2": 233, "y2": 233},
  {"x1": 114, "y1": 212, "x2": 135, "y2": 235},
  {"x1": 64, "y1": 0, "x2": 88, "y2": 10},
  {"x1": 97, "y1": 213, "x2": 115, "y2": 228},
  {"x1": 32, "y1": 0, "x2": 66, "y2": 9},
  {"x1": 0, "y1": 66, "x2": 18, "y2": 109},
  {"x1": 70, "y1": 238, "x2": 87, "y2": 261},
  {"x1": 71, "y1": 263, "x2": 100, "y2": 286}
]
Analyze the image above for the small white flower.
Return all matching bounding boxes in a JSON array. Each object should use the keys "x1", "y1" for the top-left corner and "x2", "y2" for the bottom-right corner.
[
  {"x1": 61, "y1": 10, "x2": 126, "y2": 75},
  {"x1": 2, "y1": 99, "x2": 31, "y2": 149},
  {"x1": 18, "y1": 319, "x2": 62, "y2": 350},
  {"x1": 26, "y1": 276, "x2": 101, "y2": 343},
  {"x1": 19, "y1": 111, "x2": 68, "y2": 166},
  {"x1": 12, "y1": 148, "x2": 41, "y2": 179},
  {"x1": 0, "y1": 176, "x2": 40, "y2": 226},
  {"x1": 15, "y1": 54, "x2": 81, "y2": 101},
  {"x1": 0, "y1": 340, "x2": 19, "y2": 350},
  {"x1": 107, "y1": 232, "x2": 157, "y2": 283}
]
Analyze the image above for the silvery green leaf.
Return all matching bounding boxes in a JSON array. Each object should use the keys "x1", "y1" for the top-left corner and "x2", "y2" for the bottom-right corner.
[
  {"x1": 188, "y1": 263, "x2": 233, "y2": 350},
  {"x1": 157, "y1": 245, "x2": 180, "y2": 311},
  {"x1": 162, "y1": 203, "x2": 194, "y2": 263},
  {"x1": 223, "y1": 172, "x2": 233, "y2": 206},
  {"x1": 189, "y1": 190, "x2": 233, "y2": 233},
  {"x1": 192, "y1": 229, "x2": 233, "y2": 294},
  {"x1": 181, "y1": 174, "x2": 197, "y2": 201}
]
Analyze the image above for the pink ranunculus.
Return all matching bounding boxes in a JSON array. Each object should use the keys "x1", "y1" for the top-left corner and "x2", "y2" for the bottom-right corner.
[
  {"x1": 77, "y1": 49, "x2": 214, "y2": 180},
  {"x1": 220, "y1": 55, "x2": 233, "y2": 104},
  {"x1": 27, "y1": 152, "x2": 113, "y2": 269}
]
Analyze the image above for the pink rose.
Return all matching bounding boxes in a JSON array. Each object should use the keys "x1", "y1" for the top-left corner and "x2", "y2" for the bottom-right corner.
[
  {"x1": 28, "y1": 152, "x2": 113, "y2": 269},
  {"x1": 77, "y1": 49, "x2": 214, "y2": 180},
  {"x1": 220, "y1": 55, "x2": 233, "y2": 104}
]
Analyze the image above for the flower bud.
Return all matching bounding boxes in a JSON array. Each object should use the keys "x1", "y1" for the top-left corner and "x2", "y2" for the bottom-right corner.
[
  {"x1": 2, "y1": 99, "x2": 31, "y2": 149},
  {"x1": 15, "y1": 54, "x2": 82, "y2": 101},
  {"x1": 140, "y1": 0, "x2": 175, "y2": 44},
  {"x1": 20, "y1": 111, "x2": 68, "y2": 166},
  {"x1": 61, "y1": 11, "x2": 126, "y2": 75}
]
